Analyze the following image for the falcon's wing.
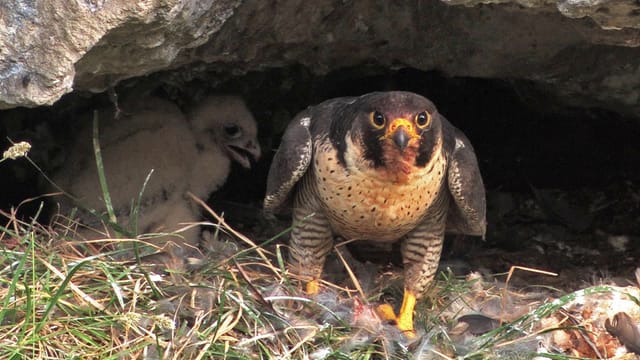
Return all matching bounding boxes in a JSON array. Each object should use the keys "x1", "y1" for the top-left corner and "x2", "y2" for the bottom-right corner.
[
  {"x1": 264, "y1": 110, "x2": 313, "y2": 213},
  {"x1": 444, "y1": 120, "x2": 487, "y2": 237}
]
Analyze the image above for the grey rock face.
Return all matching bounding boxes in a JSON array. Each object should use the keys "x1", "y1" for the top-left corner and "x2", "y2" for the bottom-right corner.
[
  {"x1": 0, "y1": 0, "x2": 241, "y2": 109},
  {"x1": 1, "y1": 0, "x2": 640, "y2": 114},
  {"x1": 440, "y1": 0, "x2": 640, "y2": 31}
]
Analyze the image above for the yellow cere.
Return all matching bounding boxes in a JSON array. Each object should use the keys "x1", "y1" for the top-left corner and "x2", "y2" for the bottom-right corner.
[{"x1": 383, "y1": 118, "x2": 420, "y2": 139}]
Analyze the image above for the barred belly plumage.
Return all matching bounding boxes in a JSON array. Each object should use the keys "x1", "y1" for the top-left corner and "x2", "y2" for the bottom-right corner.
[{"x1": 309, "y1": 145, "x2": 448, "y2": 241}]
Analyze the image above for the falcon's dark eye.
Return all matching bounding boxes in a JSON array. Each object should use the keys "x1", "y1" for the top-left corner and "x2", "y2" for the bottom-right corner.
[
  {"x1": 416, "y1": 112, "x2": 431, "y2": 128},
  {"x1": 370, "y1": 111, "x2": 385, "y2": 129},
  {"x1": 223, "y1": 124, "x2": 242, "y2": 139}
]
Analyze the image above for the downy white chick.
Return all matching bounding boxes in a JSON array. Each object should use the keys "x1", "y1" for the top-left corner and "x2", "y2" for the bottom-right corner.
[
  {"x1": 53, "y1": 95, "x2": 260, "y2": 252},
  {"x1": 186, "y1": 95, "x2": 261, "y2": 199}
]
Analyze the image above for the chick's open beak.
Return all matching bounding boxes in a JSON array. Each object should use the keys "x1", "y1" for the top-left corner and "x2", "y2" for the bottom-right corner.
[{"x1": 227, "y1": 141, "x2": 261, "y2": 169}]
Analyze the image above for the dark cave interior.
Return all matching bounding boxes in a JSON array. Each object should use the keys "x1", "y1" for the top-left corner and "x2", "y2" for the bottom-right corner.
[{"x1": 1, "y1": 65, "x2": 639, "y2": 289}]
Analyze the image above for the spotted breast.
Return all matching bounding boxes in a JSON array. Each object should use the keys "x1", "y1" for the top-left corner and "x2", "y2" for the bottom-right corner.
[{"x1": 309, "y1": 135, "x2": 448, "y2": 241}]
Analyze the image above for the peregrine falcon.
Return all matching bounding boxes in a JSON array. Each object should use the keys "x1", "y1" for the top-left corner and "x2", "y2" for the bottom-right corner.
[
  {"x1": 54, "y1": 95, "x2": 260, "y2": 248},
  {"x1": 264, "y1": 91, "x2": 485, "y2": 336}
]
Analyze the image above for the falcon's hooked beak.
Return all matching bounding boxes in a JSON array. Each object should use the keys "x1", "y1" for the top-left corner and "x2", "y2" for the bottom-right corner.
[
  {"x1": 384, "y1": 118, "x2": 420, "y2": 152},
  {"x1": 226, "y1": 141, "x2": 261, "y2": 169}
]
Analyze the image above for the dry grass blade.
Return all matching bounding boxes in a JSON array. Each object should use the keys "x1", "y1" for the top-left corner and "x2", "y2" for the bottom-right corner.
[
  {"x1": 212, "y1": 299, "x2": 244, "y2": 343},
  {"x1": 502, "y1": 265, "x2": 558, "y2": 323},
  {"x1": 233, "y1": 258, "x2": 273, "y2": 309},
  {"x1": 334, "y1": 243, "x2": 366, "y2": 301},
  {"x1": 187, "y1": 192, "x2": 274, "y2": 268},
  {"x1": 38, "y1": 257, "x2": 107, "y2": 312},
  {"x1": 282, "y1": 325, "x2": 318, "y2": 358}
]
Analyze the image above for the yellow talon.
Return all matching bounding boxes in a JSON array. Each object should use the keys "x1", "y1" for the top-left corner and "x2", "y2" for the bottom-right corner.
[
  {"x1": 306, "y1": 280, "x2": 320, "y2": 295},
  {"x1": 374, "y1": 289, "x2": 417, "y2": 338},
  {"x1": 396, "y1": 289, "x2": 417, "y2": 337},
  {"x1": 376, "y1": 303, "x2": 397, "y2": 321}
]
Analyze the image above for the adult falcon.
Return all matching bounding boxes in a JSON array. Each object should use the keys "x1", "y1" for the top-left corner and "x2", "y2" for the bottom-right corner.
[{"x1": 264, "y1": 91, "x2": 486, "y2": 337}]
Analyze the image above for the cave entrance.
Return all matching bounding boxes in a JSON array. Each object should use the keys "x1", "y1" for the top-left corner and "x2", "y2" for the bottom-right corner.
[{"x1": 1, "y1": 65, "x2": 639, "y2": 290}]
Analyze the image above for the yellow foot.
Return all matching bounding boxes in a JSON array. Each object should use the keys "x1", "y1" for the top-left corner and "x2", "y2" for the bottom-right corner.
[
  {"x1": 306, "y1": 280, "x2": 320, "y2": 295},
  {"x1": 376, "y1": 303, "x2": 397, "y2": 322},
  {"x1": 374, "y1": 289, "x2": 418, "y2": 338}
]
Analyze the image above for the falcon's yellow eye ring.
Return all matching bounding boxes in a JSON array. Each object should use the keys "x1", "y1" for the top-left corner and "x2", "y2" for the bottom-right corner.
[
  {"x1": 415, "y1": 112, "x2": 431, "y2": 129},
  {"x1": 370, "y1": 111, "x2": 386, "y2": 129}
]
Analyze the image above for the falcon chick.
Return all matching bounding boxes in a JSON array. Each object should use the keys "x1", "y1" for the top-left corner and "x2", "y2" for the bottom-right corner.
[
  {"x1": 264, "y1": 91, "x2": 485, "y2": 337},
  {"x1": 54, "y1": 95, "x2": 260, "y2": 249}
]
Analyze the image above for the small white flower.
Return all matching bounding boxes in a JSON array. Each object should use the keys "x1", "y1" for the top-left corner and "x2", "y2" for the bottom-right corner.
[
  {"x1": 152, "y1": 314, "x2": 175, "y2": 330},
  {"x1": 121, "y1": 312, "x2": 142, "y2": 327},
  {"x1": 3, "y1": 141, "x2": 31, "y2": 160}
]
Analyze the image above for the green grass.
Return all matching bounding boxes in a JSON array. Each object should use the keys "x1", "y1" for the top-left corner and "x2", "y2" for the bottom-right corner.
[
  {"x1": 1, "y1": 200, "x2": 639, "y2": 359},
  {"x1": 1, "y1": 137, "x2": 638, "y2": 359},
  {"x1": 0, "y1": 199, "x2": 446, "y2": 359}
]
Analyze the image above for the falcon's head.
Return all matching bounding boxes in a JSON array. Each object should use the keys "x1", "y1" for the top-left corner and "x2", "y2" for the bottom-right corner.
[
  {"x1": 334, "y1": 91, "x2": 443, "y2": 181},
  {"x1": 189, "y1": 95, "x2": 261, "y2": 169}
]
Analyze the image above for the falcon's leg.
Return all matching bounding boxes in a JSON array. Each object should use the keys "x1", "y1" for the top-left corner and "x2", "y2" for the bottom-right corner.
[
  {"x1": 377, "y1": 220, "x2": 445, "y2": 337},
  {"x1": 289, "y1": 204, "x2": 333, "y2": 295}
]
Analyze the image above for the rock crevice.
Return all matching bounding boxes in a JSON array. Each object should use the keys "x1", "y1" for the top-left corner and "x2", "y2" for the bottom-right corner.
[{"x1": 1, "y1": 0, "x2": 639, "y2": 114}]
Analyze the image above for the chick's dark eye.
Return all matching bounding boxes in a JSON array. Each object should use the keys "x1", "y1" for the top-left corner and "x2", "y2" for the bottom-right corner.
[
  {"x1": 416, "y1": 112, "x2": 430, "y2": 128},
  {"x1": 371, "y1": 111, "x2": 385, "y2": 128},
  {"x1": 223, "y1": 124, "x2": 241, "y2": 139}
]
